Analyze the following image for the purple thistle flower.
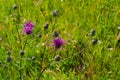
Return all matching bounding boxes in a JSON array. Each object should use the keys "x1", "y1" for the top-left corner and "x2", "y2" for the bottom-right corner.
[
  {"x1": 22, "y1": 21, "x2": 35, "y2": 35},
  {"x1": 22, "y1": 26, "x2": 33, "y2": 35},
  {"x1": 23, "y1": 21, "x2": 35, "y2": 28},
  {"x1": 51, "y1": 37, "x2": 65, "y2": 50},
  {"x1": 78, "y1": 65, "x2": 81, "y2": 70}
]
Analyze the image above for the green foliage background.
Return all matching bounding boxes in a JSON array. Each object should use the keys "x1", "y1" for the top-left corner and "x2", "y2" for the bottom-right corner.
[{"x1": 0, "y1": 0, "x2": 120, "y2": 80}]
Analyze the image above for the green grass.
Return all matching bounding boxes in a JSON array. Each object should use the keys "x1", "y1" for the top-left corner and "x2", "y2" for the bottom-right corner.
[{"x1": 0, "y1": 0, "x2": 120, "y2": 80}]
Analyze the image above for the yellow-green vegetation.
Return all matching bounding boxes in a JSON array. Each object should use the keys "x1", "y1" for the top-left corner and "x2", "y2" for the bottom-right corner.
[{"x1": 0, "y1": 0, "x2": 120, "y2": 80}]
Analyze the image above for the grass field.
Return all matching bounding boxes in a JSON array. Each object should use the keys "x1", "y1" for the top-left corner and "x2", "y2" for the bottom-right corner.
[{"x1": 0, "y1": 0, "x2": 120, "y2": 80}]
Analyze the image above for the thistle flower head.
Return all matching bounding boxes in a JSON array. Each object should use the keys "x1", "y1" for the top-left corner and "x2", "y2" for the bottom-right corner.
[
  {"x1": 78, "y1": 65, "x2": 81, "y2": 70},
  {"x1": 51, "y1": 37, "x2": 64, "y2": 50},
  {"x1": 22, "y1": 26, "x2": 33, "y2": 35},
  {"x1": 22, "y1": 21, "x2": 35, "y2": 35},
  {"x1": 23, "y1": 21, "x2": 35, "y2": 28}
]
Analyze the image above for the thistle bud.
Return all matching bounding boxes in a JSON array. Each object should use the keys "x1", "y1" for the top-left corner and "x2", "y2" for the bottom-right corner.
[
  {"x1": 7, "y1": 50, "x2": 11, "y2": 55},
  {"x1": 20, "y1": 50, "x2": 24, "y2": 56},
  {"x1": 6, "y1": 56, "x2": 11, "y2": 62},
  {"x1": 52, "y1": 9, "x2": 58, "y2": 17},
  {"x1": 44, "y1": 22, "x2": 49, "y2": 30},
  {"x1": 90, "y1": 29, "x2": 96, "y2": 36},
  {"x1": 92, "y1": 39, "x2": 98, "y2": 45},
  {"x1": 54, "y1": 55, "x2": 60, "y2": 61},
  {"x1": 53, "y1": 31, "x2": 59, "y2": 38},
  {"x1": 13, "y1": 4, "x2": 17, "y2": 9}
]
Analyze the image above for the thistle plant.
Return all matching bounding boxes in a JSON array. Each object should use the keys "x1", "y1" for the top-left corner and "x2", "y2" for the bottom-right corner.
[{"x1": 1, "y1": 1, "x2": 118, "y2": 79}]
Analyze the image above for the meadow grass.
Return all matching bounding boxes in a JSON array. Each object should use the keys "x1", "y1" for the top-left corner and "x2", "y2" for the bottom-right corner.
[{"x1": 0, "y1": 0, "x2": 120, "y2": 80}]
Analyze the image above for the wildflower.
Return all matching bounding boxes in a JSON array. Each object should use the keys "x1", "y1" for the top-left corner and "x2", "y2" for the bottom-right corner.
[
  {"x1": 22, "y1": 26, "x2": 33, "y2": 35},
  {"x1": 78, "y1": 65, "x2": 81, "y2": 70},
  {"x1": 50, "y1": 37, "x2": 65, "y2": 50},
  {"x1": 23, "y1": 21, "x2": 35, "y2": 28},
  {"x1": 22, "y1": 21, "x2": 35, "y2": 35}
]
